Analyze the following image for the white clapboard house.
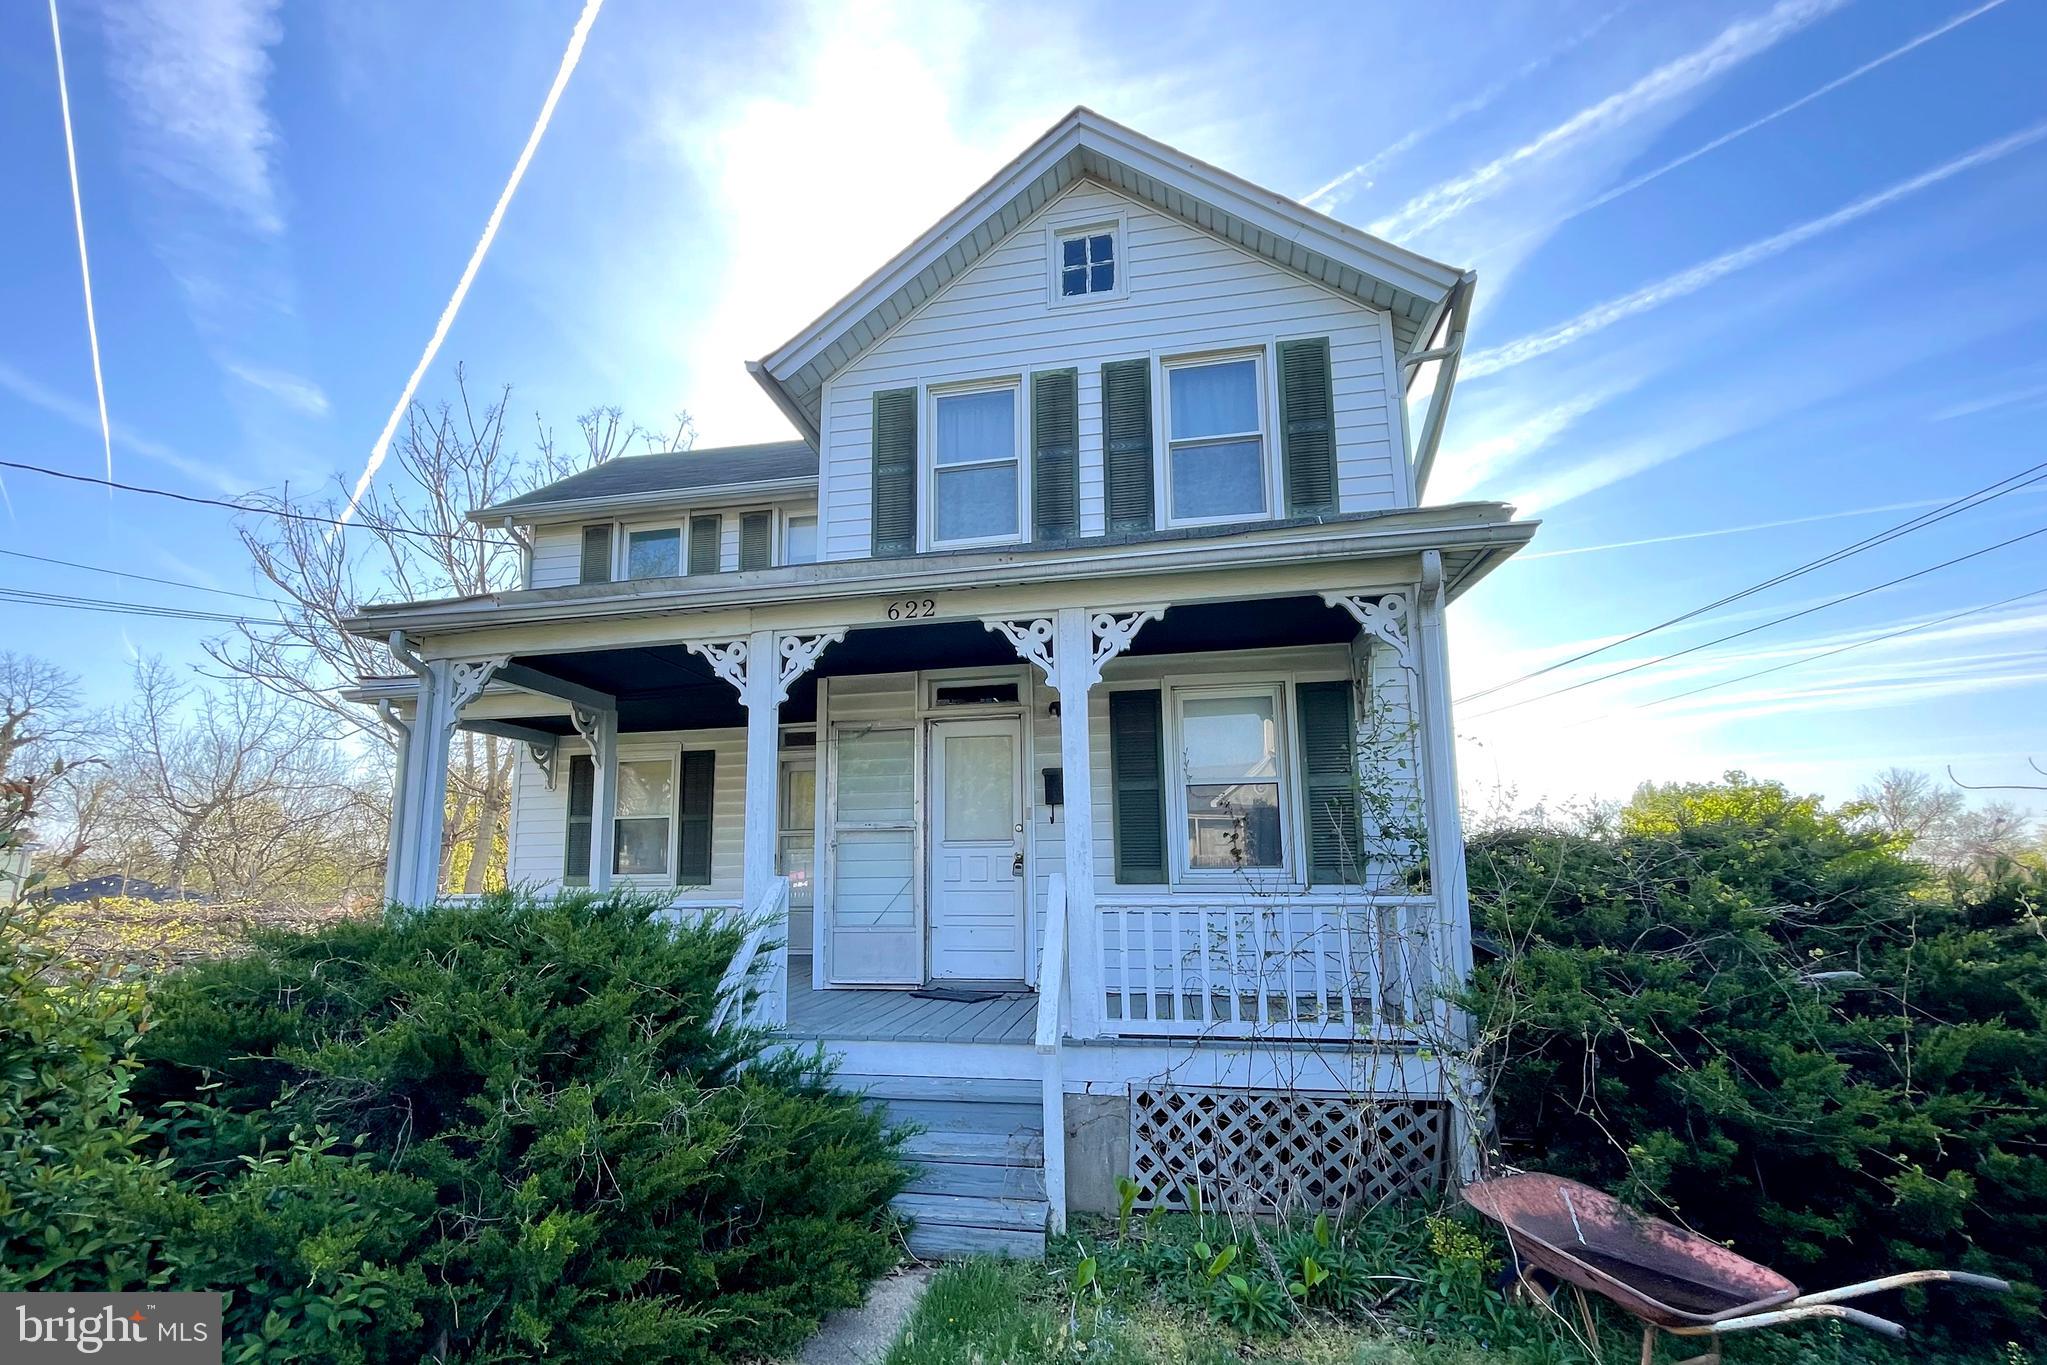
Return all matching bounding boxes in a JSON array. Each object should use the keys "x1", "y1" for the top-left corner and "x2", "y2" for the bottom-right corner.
[{"x1": 347, "y1": 109, "x2": 1534, "y2": 1258}]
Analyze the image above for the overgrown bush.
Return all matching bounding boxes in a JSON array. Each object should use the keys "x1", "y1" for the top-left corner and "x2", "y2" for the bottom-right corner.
[
  {"x1": 1468, "y1": 774, "x2": 2046, "y2": 1343},
  {"x1": 132, "y1": 888, "x2": 909, "y2": 1362}
]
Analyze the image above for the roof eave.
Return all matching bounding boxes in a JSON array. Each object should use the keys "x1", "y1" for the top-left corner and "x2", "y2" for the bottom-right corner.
[{"x1": 746, "y1": 360, "x2": 822, "y2": 446}]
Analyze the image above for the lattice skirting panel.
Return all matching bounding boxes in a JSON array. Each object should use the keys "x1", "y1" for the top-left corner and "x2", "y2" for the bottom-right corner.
[{"x1": 1129, "y1": 1086, "x2": 1448, "y2": 1213}]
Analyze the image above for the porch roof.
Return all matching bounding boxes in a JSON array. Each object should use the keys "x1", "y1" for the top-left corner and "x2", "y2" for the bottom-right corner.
[{"x1": 343, "y1": 499, "x2": 1535, "y2": 640}]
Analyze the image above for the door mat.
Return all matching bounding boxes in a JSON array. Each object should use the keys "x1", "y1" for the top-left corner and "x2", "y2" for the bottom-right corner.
[{"x1": 911, "y1": 986, "x2": 1014, "y2": 1004}]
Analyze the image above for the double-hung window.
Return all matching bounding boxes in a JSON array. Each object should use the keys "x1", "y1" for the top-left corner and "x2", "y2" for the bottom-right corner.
[
  {"x1": 930, "y1": 383, "x2": 1022, "y2": 546},
  {"x1": 625, "y1": 527, "x2": 681, "y2": 579},
  {"x1": 783, "y1": 514, "x2": 819, "y2": 565},
  {"x1": 612, "y1": 757, "x2": 675, "y2": 878},
  {"x1": 1164, "y1": 354, "x2": 1268, "y2": 526},
  {"x1": 1172, "y1": 684, "x2": 1288, "y2": 877}
]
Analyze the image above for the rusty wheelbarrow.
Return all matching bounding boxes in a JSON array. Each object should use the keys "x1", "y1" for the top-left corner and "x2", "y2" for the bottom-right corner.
[{"x1": 1464, "y1": 1173, "x2": 2011, "y2": 1365}]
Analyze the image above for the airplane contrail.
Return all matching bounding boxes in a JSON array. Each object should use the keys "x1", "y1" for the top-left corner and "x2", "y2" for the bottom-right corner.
[
  {"x1": 48, "y1": 0, "x2": 115, "y2": 490},
  {"x1": 336, "y1": 0, "x2": 605, "y2": 530},
  {"x1": 1464, "y1": 118, "x2": 2047, "y2": 380}
]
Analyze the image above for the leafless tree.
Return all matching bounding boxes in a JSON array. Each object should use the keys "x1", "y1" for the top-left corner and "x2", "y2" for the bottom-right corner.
[
  {"x1": 204, "y1": 368, "x2": 690, "y2": 895},
  {"x1": 1854, "y1": 767, "x2": 1967, "y2": 845},
  {"x1": 0, "y1": 653, "x2": 84, "y2": 781}
]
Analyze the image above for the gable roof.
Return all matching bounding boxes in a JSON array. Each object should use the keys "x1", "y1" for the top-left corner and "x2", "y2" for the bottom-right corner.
[
  {"x1": 473, "y1": 440, "x2": 816, "y2": 522},
  {"x1": 750, "y1": 107, "x2": 1471, "y2": 444}
]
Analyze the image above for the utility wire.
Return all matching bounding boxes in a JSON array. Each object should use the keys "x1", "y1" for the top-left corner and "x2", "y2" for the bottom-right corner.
[
  {"x1": 0, "y1": 585, "x2": 272, "y2": 626},
  {"x1": 0, "y1": 457, "x2": 504, "y2": 549},
  {"x1": 1458, "y1": 455, "x2": 2047, "y2": 704},
  {"x1": 1612, "y1": 583, "x2": 2047, "y2": 718},
  {"x1": 0, "y1": 547, "x2": 282, "y2": 605},
  {"x1": 1465, "y1": 524, "x2": 2047, "y2": 721}
]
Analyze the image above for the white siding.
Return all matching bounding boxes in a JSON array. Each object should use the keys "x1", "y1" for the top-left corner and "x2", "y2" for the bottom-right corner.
[
  {"x1": 506, "y1": 728, "x2": 748, "y2": 906},
  {"x1": 820, "y1": 180, "x2": 1403, "y2": 560},
  {"x1": 529, "y1": 524, "x2": 585, "y2": 588}
]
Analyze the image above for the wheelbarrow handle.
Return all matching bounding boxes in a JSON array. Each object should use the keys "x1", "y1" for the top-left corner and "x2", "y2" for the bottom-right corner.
[
  {"x1": 1791, "y1": 1270, "x2": 2014, "y2": 1308},
  {"x1": 1682, "y1": 1304, "x2": 1908, "y2": 1340}
]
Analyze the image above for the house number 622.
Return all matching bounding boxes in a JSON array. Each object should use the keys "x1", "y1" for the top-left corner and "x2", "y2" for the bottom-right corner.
[{"x1": 886, "y1": 598, "x2": 938, "y2": 621}]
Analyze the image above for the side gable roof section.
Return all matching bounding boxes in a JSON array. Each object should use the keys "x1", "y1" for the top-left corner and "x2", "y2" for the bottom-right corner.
[
  {"x1": 751, "y1": 106, "x2": 1472, "y2": 445},
  {"x1": 472, "y1": 440, "x2": 817, "y2": 523}
]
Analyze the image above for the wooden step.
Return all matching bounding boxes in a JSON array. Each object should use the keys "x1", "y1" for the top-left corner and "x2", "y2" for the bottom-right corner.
[
  {"x1": 869, "y1": 1097, "x2": 1041, "y2": 1139},
  {"x1": 906, "y1": 1218, "x2": 1046, "y2": 1261},
  {"x1": 845, "y1": 1074, "x2": 1041, "y2": 1106},
  {"x1": 902, "y1": 1128, "x2": 1043, "y2": 1165},
  {"x1": 903, "y1": 1157, "x2": 1046, "y2": 1200},
  {"x1": 894, "y1": 1192, "x2": 1047, "y2": 1233}
]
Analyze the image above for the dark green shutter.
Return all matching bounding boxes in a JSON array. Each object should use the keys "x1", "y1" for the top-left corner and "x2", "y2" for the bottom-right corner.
[
  {"x1": 676, "y1": 749, "x2": 716, "y2": 885},
  {"x1": 1101, "y1": 359, "x2": 1154, "y2": 533},
  {"x1": 1108, "y1": 689, "x2": 1167, "y2": 884},
  {"x1": 688, "y1": 514, "x2": 722, "y2": 575},
  {"x1": 739, "y1": 512, "x2": 772, "y2": 570},
  {"x1": 1297, "y1": 680, "x2": 1364, "y2": 885},
  {"x1": 579, "y1": 525, "x2": 613, "y2": 584},
  {"x1": 1031, "y1": 368, "x2": 1079, "y2": 542},
  {"x1": 871, "y1": 387, "x2": 917, "y2": 556},
  {"x1": 565, "y1": 754, "x2": 595, "y2": 884},
  {"x1": 1277, "y1": 337, "x2": 1337, "y2": 517}
]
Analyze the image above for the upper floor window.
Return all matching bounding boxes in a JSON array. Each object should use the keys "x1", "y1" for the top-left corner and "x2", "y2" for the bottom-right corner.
[
  {"x1": 929, "y1": 383, "x2": 1023, "y2": 546},
  {"x1": 784, "y1": 514, "x2": 819, "y2": 565},
  {"x1": 1164, "y1": 354, "x2": 1268, "y2": 526},
  {"x1": 626, "y1": 527, "x2": 680, "y2": 579},
  {"x1": 1058, "y1": 228, "x2": 1116, "y2": 298}
]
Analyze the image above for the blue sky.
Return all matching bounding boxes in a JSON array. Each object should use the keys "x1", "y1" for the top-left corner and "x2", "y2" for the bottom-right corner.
[{"x1": 2, "y1": 0, "x2": 2043, "y2": 814}]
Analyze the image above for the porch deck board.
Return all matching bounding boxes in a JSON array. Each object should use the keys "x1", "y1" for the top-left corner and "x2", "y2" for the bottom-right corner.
[{"x1": 786, "y1": 975, "x2": 1037, "y2": 1045}]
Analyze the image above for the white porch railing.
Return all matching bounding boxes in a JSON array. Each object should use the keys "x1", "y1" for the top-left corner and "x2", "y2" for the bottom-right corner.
[
  {"x1": 711, "y1": 876, "x2": 790, "y2": 1033},
  {"x1": 1036, "y1": 872, "x2": 1069, "y2": 1235},
  {"x1": 1094, "y1": 895, "x2": 1437, "y2": 1041}
]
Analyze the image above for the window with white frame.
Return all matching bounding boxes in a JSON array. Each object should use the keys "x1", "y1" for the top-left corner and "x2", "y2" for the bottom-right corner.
[
  {"x1": 1056, "y1": 227, "x2": 1116, "y2": 298},
  {"x1": 929, "y1": 384, "x2": 1022, "y2": 545},
  {"x1": 612, "y1": 757, "x2": 675, "y2": 877},
  {"x1": 784, "y1": 513, "x2": 819, "y2": 565},
  {"x1": 1164, "y1": 355, "x2": 1268, "y2": 525},
  {"x1": 624, "y1": 527, "x2": 681, "y2": 579},
  {"x1": 1172, "y1": 684, "x2": 1288, "y2": 876}
]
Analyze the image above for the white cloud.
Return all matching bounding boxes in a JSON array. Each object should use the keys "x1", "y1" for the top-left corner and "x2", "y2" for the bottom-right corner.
[
  {"x1": 96, "y1": 0, "x2": 285, "y2": 235},
  {"x1": 1369, "y1": 0, "x2": 1848, "y2": 241},
  {"x1": 1463, "y1": 120, "x2": 2047, "y2": 381},
  {"x1": 224, "y1": 361, "x2": 329, "y2": 417}
]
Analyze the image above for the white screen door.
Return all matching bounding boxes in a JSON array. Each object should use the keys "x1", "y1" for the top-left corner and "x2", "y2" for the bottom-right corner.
[
  {"x1": 827, "y1": 725, "x2": 920, "y2": 985},
  {"x1": 927, "y1": 717, "x2": 1025, "y2": 981}
]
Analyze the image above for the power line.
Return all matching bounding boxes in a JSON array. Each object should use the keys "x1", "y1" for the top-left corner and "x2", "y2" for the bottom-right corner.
[
  {"x1": 0, "y1": 548, "x2": 281, "y2": 605},
  {"x1": 1618, "y1": 583, "x2": 2047, "y2": 717},
  {"x1": 0, "y1": 457, "x2": 503, "y2": 549},
  {"x1": 1465, "y1": 524, "x2": 2047, "y2": 722},
  {"x1": 1458, "y1": 456, "x2": 2047, "y2": 705},
  {"x1": 0, "y1": 585, "x2": 271, "y2": 627}
]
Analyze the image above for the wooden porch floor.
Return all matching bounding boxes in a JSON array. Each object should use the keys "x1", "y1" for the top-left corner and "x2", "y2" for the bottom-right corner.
[{"x1": 785, "y1": 970, "x2": 1038, "y2": 1044}]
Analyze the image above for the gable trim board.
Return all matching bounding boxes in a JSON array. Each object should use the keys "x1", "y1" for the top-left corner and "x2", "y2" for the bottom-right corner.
[{"x1": 755, "y1": 108, "x2": 1465, "y2": 445}]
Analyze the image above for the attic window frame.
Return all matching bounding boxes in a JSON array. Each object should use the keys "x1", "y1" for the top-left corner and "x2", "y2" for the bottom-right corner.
[{"x1": 1046, "y1": 216, "x2": 1127, "y2": 307}]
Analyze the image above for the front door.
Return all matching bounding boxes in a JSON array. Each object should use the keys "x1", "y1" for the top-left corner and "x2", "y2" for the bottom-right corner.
[{"x1": 927, "y1": 717, "x2": 1026, "y2": 982}]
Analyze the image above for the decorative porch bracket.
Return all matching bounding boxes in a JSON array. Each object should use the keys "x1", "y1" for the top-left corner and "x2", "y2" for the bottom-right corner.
[
  {"x1": 686, "y1": 628, "x2": 846, "y2": 705},
  {"x1": 1322, "y1": 590, "x2": 1415, "y2": 672},
  {"x1": 444, "y1": 654, "x2": 512, "y2": 726},
  {"x1": 982, "y1": 606, "x2": 1164, "y2": 691}
]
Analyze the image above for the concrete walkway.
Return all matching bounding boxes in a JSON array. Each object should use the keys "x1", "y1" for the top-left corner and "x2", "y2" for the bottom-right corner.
[{"x1": 794, "y1": 1266, "x2": 935, "y2": 1365}]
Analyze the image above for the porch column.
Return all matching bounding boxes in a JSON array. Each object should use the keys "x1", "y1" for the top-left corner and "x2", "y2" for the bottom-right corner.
[
  {"x1": 689, "y1": 627, "x2": 843, "y2": 1029},
  {"x1": 986, "y1": 606, "x2": 1162, "y2": 1040},
  {"x1": 570, "y1": 703, "x2": 619, "y2": 891},
  {"x1": 376, "y1": 700, "x2": 412, "y2": 905},
  {"x1": 397, "y1": 656, "x2": 508, "y2": 905}
]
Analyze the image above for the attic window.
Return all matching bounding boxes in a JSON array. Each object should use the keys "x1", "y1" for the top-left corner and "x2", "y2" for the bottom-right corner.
[{"x1": 1058, "y1": 229, "x2": 1116, "y2": 298}]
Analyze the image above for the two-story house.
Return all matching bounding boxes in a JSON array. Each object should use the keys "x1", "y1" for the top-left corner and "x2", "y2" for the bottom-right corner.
[{"x1": 345, "y1": 109, "x2": 1535, "y2": 1258}]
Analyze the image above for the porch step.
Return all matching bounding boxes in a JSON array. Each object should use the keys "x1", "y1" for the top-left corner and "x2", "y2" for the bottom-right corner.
[{"x1": 851, "y1": 1073, "x2": 1050, "y2": 1261}]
